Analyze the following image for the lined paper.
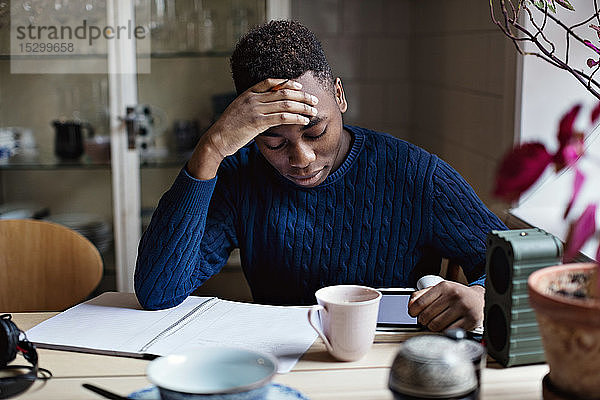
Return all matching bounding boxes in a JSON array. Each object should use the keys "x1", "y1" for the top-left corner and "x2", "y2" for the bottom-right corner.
[{"x1": 26, "y1": 292, "x2": 317, "y2": 373}]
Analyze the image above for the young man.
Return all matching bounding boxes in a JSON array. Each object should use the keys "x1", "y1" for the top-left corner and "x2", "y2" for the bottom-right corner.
[{"x1": 135, "y1": 20, "x2": 506, "y2": 332}]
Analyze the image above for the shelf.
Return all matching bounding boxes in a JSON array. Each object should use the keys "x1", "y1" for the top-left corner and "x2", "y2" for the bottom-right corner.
[
  {"x1": 0, "y1": 153, "x2": 189, "y2": 170},
  {"x1": 148, "y1": 50, "x2": 233, "y2": 58},
  {"x1": 139, "y1": 155, "x2": 189, "y2": 168},
  {"x1": 0, "y1": 53, "x2": 109, "y2": 61},
  {"x1": 0, "y1": 50, "x2": 232, "y2": 61}
]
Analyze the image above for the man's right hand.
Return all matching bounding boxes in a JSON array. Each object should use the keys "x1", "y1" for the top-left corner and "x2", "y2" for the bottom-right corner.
[{"x1": 187, "y1": 78, "x2": 319, "y2": 180}]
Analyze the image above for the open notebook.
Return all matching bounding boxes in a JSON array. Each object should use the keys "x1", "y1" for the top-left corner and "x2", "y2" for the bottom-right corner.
[{"x1": 25, "y1": 292, "x2": 318, "y2": 373}]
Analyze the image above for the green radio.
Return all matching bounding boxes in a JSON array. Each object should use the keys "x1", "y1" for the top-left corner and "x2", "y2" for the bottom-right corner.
[{"x1": 483, "y1": 228, "x2": 562, "y2": 367}]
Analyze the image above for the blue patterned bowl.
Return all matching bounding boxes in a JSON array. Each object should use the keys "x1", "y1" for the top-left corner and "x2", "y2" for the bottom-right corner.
[{"x1": 146, "y1": 347, "x2": 278, "y2": 400}]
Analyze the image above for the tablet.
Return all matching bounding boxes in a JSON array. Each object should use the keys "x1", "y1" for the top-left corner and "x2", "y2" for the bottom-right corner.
[{"x1": 377, "y1": 288, "x2": 419, "y2": 328}]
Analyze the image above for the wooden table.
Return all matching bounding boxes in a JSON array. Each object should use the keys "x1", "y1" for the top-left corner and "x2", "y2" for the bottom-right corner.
[{"x1": 8, "y1": 313, "x2": 548, "y2": 399}]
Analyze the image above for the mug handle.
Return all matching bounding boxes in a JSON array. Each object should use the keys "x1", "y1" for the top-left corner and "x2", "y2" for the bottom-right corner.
[{"x1": 307, "y1": 305, "x2": 333, "y2": 353}]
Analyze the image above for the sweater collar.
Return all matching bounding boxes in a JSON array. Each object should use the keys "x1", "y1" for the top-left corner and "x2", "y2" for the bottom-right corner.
[{"x1": 321, "y1": 125, "x2": 364, "y2": 186}]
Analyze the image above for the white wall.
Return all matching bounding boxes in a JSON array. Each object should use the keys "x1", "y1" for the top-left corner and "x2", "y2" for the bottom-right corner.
[
  {"x1": 514, "y1": 2, "x2": 600, "y2": 259},
  {"x1": 292, "y1": 0, "x2": 412, "y2": 140}
]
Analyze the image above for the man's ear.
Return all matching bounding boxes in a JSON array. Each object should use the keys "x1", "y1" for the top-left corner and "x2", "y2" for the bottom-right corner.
[{"x1": 334, "y1": 78, "x2": 348, "y2": 113}]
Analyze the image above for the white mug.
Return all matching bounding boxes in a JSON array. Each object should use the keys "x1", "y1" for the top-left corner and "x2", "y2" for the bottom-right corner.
[{"x1": 307, "y1": 285, "x2": 382, "y2": 361}]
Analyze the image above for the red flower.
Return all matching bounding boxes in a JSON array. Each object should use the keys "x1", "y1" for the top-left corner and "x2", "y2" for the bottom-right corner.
[
  {"x1": 563, "y1": 168, "x2": 585, "y2": 219},
  {"x1": 554, "y1": 104, "x2": 585, "y2": 171},
  {"x1": 553, "y1": 135, "x2": 585, "y2": 171},
  {"x1": 564, "y1": 204, "x2": 597, "y2": 262},
  {"x1": 591, "y1": 101, "x2": 600, "y2": 123},
  {"x1": 557, "y1": 104, "x2": 581, "y2": 146},
  {"x1": 493, "y1": 142, "x2": 552, "y2": 202}
]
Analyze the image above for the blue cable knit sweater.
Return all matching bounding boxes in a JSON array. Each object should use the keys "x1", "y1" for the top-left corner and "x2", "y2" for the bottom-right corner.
[{"x1": 135, "y1": 126, "x2": 506, "y2": 310}]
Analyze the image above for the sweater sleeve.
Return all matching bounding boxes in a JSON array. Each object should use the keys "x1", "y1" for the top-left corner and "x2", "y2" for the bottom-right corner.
[
  {"x1": 429, "y1": 158, "x2": 507, "y2": 286},
  {"x1": 134, "y1": 162, "x2": 239, "y2": 310}
]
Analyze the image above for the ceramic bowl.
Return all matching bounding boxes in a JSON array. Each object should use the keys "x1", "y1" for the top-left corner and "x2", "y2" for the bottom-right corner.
[{"x1": 146, "y1": 347, "x2": 278, "y2": 400}]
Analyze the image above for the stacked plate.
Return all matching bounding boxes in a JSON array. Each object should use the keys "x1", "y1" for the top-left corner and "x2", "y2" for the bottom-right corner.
[
  {"x1": 0, "y1": 128, "x2": 17, "y2": 161},
  {"x1": 0, "y1": 202, "x2": 46, "y2": 220},
  {"x1": 46, "y1": 213, "x2": 112, "y2": 255}
]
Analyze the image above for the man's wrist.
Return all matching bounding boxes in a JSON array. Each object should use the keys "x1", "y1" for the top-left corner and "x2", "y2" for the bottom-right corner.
[
  {"x1": 187, "y1": 135, "x2": 225, "y2": 180},
  {"x1": 469, "y1": 284, "x2": 485, "y2": 295}
]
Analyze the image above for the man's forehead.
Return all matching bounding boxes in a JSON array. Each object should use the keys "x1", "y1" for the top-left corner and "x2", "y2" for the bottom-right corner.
[
  {"x1": 302, "y1": 115, "x2": 325, "y2": 130},
  {"x1": 260, "y1": 115, "x2": 326, "y2": 137}
]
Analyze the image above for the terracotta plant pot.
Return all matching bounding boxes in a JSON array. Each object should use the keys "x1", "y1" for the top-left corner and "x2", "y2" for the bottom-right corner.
[{"x1": 528, "y1": 263, "x2": 600, "y2": 399}]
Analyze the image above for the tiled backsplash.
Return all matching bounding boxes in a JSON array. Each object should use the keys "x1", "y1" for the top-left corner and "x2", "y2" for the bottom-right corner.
[
  {"x1": 292, "y1": 0, "x2": 516, "y2": 207},
  {"x1": 293, "y1": 0, "x2": 412, "y2": 140}
]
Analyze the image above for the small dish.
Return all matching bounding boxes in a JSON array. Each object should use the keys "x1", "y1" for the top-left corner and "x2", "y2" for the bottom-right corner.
[
  {"x1": 146, "y1": 347, "x2": 278, "y2": 400},
  {"x1": 129, "y1": 384, "x2": 310, "y2": 400}
]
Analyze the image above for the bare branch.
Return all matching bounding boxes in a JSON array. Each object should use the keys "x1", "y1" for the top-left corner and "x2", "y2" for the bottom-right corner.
[
  {"x1": 490, "y1": 0, "x2": 600, "y2": 100},
  {"x1": 532, "y1": 2, "x2": 599, "y2": 46},
  {"x1": 524, "y1": 5, "x2": 556, "y2": 55},
  {"x1": 515, "y1": 19, "x2": 600, "y2": 96},
  {"x1": 588, "y1": 64, "x2": 600, "y2": 90}
]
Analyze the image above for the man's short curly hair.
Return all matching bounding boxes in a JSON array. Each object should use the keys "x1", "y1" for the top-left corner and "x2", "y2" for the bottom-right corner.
[{"x1": 230, "y1": 20, "x2": 334, "y2": 94}]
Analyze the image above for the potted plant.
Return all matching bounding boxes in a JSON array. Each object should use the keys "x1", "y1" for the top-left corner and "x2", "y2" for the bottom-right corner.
[
  {"x1": 494, "y1": 101, "x2": 600, "y2": 398},
  {"x1": 491, "y1": 1, "x2": 600, "y2": 398},
  {"x1": 528, "y1": 263, "x2": 600, "y2": 398}
]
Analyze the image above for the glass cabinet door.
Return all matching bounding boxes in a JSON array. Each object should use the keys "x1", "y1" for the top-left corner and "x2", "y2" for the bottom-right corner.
[
  {"x1": 0, "y1": 0, "x2": 146, "y2": 293},
  {"x1": 137, "y1": 0, "x2": 267, "y2": 219},
  {"x1": 0, "y1": 0, "x2": 288, "y2": 294}
]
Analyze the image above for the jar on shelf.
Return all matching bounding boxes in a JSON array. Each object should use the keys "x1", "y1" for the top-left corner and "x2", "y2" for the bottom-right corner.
[
  {"x1": 196, "y1": 9, "x2": 214, "y2": 52},
  {"x1": 227, "y1": 7, "x2": 248, "y2": 50},
  {"x1": 181, "y1": 0, "x2": 214, "y2": 53}
]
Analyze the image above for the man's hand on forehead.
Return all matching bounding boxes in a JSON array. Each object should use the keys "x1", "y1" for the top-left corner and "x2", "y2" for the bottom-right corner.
[{"x1": 188, "y1": 77, "x2": 319, "y2": 176}]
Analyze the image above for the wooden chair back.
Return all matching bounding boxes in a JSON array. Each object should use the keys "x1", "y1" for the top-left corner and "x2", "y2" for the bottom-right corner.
[{"x1": 0, "y1": 219, "x2": 103, "y2": 312}]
